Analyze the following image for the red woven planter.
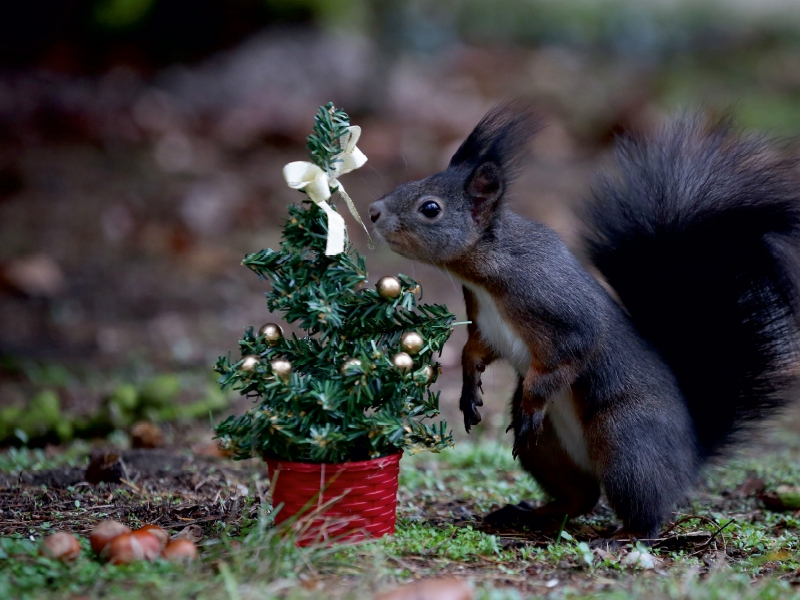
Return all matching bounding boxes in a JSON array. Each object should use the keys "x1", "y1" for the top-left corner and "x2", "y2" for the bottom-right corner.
[{"x1": 265, "y1": 452, "x2": 401, "y2": 546}]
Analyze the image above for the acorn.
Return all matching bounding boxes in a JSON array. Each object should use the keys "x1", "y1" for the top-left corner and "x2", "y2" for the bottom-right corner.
[
  {"x1": 137, "y1": 524, "x2": 169, "y2": 550},
  {"x1": 104, "y1": 533, "x2": 146, "y2": 565},
  {"x1": 39, "y1": 532, "x2": 81, "y2": 563},
  {"x1": 131, "y1": 529, "x2": 163, "y2": 561},
  {"x1": 162, "y1": 539, "x2": 198, "y2": 562},
  {"x1": 89, "y1": 520, "x2": 131, "y2": 555}
]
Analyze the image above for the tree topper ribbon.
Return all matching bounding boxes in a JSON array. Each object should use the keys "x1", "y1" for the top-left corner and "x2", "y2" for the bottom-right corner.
[{"x1": 282, "y1": 126, "x2": 373, "y2": 255}]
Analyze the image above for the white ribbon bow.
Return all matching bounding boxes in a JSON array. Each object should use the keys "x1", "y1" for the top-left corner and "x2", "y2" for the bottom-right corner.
[{"x1": 282, "y1": 126, "x2": 372, "y2": 255}]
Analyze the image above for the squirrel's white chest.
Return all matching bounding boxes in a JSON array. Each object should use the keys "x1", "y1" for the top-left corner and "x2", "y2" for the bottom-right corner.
[
  {"x1": 467, "y1": 285, "x2": 531, "y2": 375},
  {"x1": 463, "y1": 283, "x2": 591, "y2": 473}
]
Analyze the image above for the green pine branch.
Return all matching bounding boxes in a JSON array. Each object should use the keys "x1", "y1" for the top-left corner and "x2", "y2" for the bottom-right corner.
[{"x1": 306, "y1": 102, "x2": 351, "y2": 176}]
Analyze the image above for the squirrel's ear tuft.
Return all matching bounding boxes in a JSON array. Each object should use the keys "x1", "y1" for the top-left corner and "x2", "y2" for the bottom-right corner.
[{"x1": 449, "y1": 100, "x2": 541, "y2": 179}]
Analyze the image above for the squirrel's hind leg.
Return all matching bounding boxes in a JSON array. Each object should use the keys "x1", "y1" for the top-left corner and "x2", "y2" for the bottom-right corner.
[
  {"x1": 485, "y1": 380, "x2": 600, "y2": 531},
  {"x1": 589, "y1": 398, "x2": 699, "y2": 542}
]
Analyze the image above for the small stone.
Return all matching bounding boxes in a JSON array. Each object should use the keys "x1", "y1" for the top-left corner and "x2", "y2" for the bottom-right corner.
[{"x1": 622, "y1": 549, "x2": 656, "y2": 569}]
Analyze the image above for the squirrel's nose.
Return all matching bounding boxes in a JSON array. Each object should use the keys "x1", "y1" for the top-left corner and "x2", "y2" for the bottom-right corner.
[{"x1": 368, "y1": 202, "x2": 382, "y2": 223}]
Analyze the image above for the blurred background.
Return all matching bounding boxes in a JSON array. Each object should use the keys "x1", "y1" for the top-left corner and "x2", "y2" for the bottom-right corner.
[{"x1": 3, "y1": 0, "x2": 800, "y2": 450}]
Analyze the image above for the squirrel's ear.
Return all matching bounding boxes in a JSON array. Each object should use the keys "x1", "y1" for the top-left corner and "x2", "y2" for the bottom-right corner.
[{"x1": 466, "y1": 162, "x2": 504, "y2": 221}]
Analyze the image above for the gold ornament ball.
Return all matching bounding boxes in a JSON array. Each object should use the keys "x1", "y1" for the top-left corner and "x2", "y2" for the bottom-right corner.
[
  {"x1": 270, "y1": 358, "x2": 292, "y2": 381},
  {"x1": 258, "y1": 322, "x2": 283, "y2": 343},
  {"x1": 392, "y1": 352, "x2": 414, "y2": 373},
  {"x1": 422, "y1": 365, "x2": 436, "y2": 384},
  {"x1": 240, "y1": 355, "x2": 261, "y2": 372},
  {"x1": 376, "y1": 276, "x2": 402, "y2": 300},
  {"x1": 400, "y1": 331, "x2": 425, "y2": 355},
  {"x1": 341, "y1": 358, "x2": 362, "y2": 375}
]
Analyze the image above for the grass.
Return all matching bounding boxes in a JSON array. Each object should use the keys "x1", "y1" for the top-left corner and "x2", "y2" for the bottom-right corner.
[
  {"x1": 0, "y1": 443, "x2": 91, "y2": 473},
  {"x1": 2, "y1": 430, "x2": 800, "y2": 599}
]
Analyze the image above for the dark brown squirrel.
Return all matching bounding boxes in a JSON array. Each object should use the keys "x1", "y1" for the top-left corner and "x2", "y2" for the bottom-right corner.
[{"x1": 367, "y1": 102, "x2": 800, "y2": 540}]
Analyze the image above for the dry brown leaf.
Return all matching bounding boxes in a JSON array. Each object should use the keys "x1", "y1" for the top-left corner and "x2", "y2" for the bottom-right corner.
[
  {"x1": 760, "y1": 485, "x2": 800, "y2": 511},
  {"x1": 2, "y1": 254, "x2": 65, "y2": 297},
  {"x1": 130, "y1": 421, "x2": 164, "y2": 449},
  {"x1": 732, "y1": 472, "x2": 765, "y2": 497},
  {"x1": 192, "y1": 442, "x2": 233, "y2": 459},
  {"x1": 172, "y1": 524, "x2": 204, "y2": 543}
]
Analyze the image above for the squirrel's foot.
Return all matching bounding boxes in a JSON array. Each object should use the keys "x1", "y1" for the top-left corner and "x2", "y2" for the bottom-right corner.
[
  {"x1": 589, "y1": 538, "x2": 629, "y2": 552},
  {"x1": 589, "y1": 527, "x2": 656, "y2": 551},
  {"x1": 484, "y1": 502, "x2": 564, "y2": 532}
]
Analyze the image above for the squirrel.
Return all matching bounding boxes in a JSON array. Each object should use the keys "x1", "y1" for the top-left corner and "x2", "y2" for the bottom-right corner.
[{"x1": 367, "y1": 102, "x2": 800, "y2": 540}]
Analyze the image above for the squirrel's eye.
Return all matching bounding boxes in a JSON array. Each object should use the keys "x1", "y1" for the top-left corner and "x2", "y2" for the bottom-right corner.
[{"x1": 419, "y1": 201, "x2": 441, "y2": 219}]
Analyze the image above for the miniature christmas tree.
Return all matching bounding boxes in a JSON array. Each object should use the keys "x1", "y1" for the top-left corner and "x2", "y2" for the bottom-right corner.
[{"x1": 214, "y1": 103, "x2": 456, "y2": 464}]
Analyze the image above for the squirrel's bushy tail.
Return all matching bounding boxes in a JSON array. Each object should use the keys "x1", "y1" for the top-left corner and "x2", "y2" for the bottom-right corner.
[{"x1": 584, "y1": 116, "x2": 800, "y2": 457}]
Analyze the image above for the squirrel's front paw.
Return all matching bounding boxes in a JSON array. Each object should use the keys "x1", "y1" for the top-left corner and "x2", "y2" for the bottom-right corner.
[{"x1": 459, "y1": 390, "x2": 483, "y2": 433}]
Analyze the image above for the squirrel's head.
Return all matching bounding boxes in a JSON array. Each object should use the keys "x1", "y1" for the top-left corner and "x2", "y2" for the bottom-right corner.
[{"x1": 369, "y1": 102, "x2": 541, "y2": 266}]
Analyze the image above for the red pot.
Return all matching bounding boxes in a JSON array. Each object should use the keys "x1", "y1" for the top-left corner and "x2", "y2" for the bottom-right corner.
[{"x1": 265, "y1": 452, "x2": 401, "y2": 546}]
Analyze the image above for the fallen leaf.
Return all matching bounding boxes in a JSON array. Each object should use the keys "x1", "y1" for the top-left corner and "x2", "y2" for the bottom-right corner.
[
  {"x1": 760, "y1": 485, "x2": 800, "y2": 511},
  {"x1": 2, "y1": 254, "x2": 65, "y2": 297},
  {"x1": 172, "y1": 524, "x2": 203, "y2": 543},
  {"x1": 593, "y1": 547, "x2": 615, "y2": 561},
  {"x1": 732, "y1": 473, "x2": 765, "y2": 497},
  {"x1": 192, "y1": 442, "x2": 233, "y2": 459},
  {"x1": 130, "y1": 421, "x2": 164, "y2": 449}
]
